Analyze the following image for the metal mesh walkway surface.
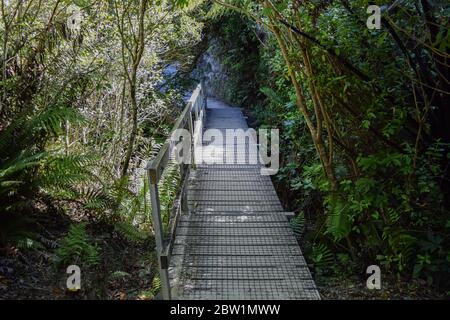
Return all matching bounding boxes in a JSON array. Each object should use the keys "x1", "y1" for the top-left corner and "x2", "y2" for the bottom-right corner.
[{"x1": 169, "y1": 97, "x2": 320, "y2": 300}]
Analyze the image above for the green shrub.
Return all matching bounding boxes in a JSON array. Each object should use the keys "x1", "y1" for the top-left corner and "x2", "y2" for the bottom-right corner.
[{"x1": 55, "y1": 223, "x2": 100, "y2": 268}]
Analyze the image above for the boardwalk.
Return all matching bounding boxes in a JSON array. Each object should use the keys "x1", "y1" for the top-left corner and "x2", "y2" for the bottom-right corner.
[{"x1": 168, "y1": 97, "x2": 320, "y2": 300}]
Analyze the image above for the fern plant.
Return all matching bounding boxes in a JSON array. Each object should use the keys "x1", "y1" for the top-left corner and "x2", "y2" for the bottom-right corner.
[
  {"x1": 0, "y1": 104, "x2": 87, "y2": 214},
  {"x1": 158, "y1": 161, "x2": 181, "y2": 234},
  {"x1": 55, "y1": 223, "x2": 100, "y2": 268},
  {"x1": 114, "y1": 221, "x2": 148, "y2": 242},
  {"x1": 311, "y1": 243, "x2": 334, "y2": 276},
  {"x1": 39, "y1": 153, "x2": 99, "y2": 200},
  {"x1": 151, "y1": 276, "x2": 161, "y2": 295},
  {"x1": 0, "y1": 215, "x2": 42, "y2": 249},
  {"x1": 324, "y1": 195, "x2": 352, "y2": 242},
  {"x1": 290, "y1": 212, "x2": 305, "y2": 238}
]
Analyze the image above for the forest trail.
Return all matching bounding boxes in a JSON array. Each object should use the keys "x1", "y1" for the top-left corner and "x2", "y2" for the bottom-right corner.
[{"x1": 168, "y1": 97, "x2": 320, "y2": 300}]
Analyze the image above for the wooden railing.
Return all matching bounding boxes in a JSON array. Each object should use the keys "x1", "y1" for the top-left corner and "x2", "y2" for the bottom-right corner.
[{"x1": 145, "y1": 83, "x2": 206, "y2": 300}]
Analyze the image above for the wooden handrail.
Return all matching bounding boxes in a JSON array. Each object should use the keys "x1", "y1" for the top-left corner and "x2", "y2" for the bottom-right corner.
[{"x1": 145, "y1": 83, "x2": 206, "y2": 300}]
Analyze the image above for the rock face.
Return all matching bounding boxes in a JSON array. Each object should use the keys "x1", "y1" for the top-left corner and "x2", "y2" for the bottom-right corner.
[{"x1": 191, "y1": 37, "x2": 228, "y2": 101}]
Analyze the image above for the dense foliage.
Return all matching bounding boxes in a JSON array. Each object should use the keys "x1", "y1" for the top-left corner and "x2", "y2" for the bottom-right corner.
[
  {"x1": 208, "y1": 0, "x2": 450, "y2": 293},
  {"x1": 0, "y1": 0, "x2": 205, "y2": 298}
]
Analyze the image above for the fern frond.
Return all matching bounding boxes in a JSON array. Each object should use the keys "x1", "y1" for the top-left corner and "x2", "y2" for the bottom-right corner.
[
  {"x1": 290, "y1": 212, "x2": 305, "y2": 238},
  {"x1": 151, "y1": 276, "x2": 161, "y2": 295},
  {"x1": 260, "y1": 86, "x2": 285, "y2": 106},
  {"x1": 325, "y1": 200, "x2": 351, "y2": 241},
  {"x1": 312, "y1": 243, "x2": 334, "y2": 275},
  {"x1": 27, "y1": 106, "x2": 86, "y2": 137},
  {"x1": 55, "y1": 223, "x2": 100, "y2": 268},
  {"x1": 0, "y1": 151, "x2": 48, "y2": 179},
  {"x1": 114, "y1": 221, "x2": 148, "y2": 242}
]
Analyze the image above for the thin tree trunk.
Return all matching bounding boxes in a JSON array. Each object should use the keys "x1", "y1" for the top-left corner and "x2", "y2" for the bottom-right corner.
[
  {"x1": 270, "y1": 22, "x2": 338, "y2": 191},
  {"x1": 119, "y1": 0, "x2": 147, "y2": 178}
]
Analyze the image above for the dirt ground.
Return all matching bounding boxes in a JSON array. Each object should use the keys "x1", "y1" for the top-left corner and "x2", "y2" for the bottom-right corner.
[
  {"x1": 0, "y1": 208, "x2": 158, "y2": 300},
  {"x1": 317, "y1": 276, "x2": 446, "y2": 300}
]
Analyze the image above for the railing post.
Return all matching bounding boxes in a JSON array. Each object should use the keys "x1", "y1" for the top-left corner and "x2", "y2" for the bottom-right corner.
[
  {"x1": 147, "y1": 168, "x2": 171, "y2": 300},
  {"x1": 201, "y1": 81, "x2": 207, "y2": 110},
  {"x1": 188, "y1": 110, "x2": 196, "y2": 169},
  {"x1": 181, "y1": 167, "x2": 189, "y2": 214},
  {"x1": 179, "y1": 160, "x2": 189, "y2": 214}
]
